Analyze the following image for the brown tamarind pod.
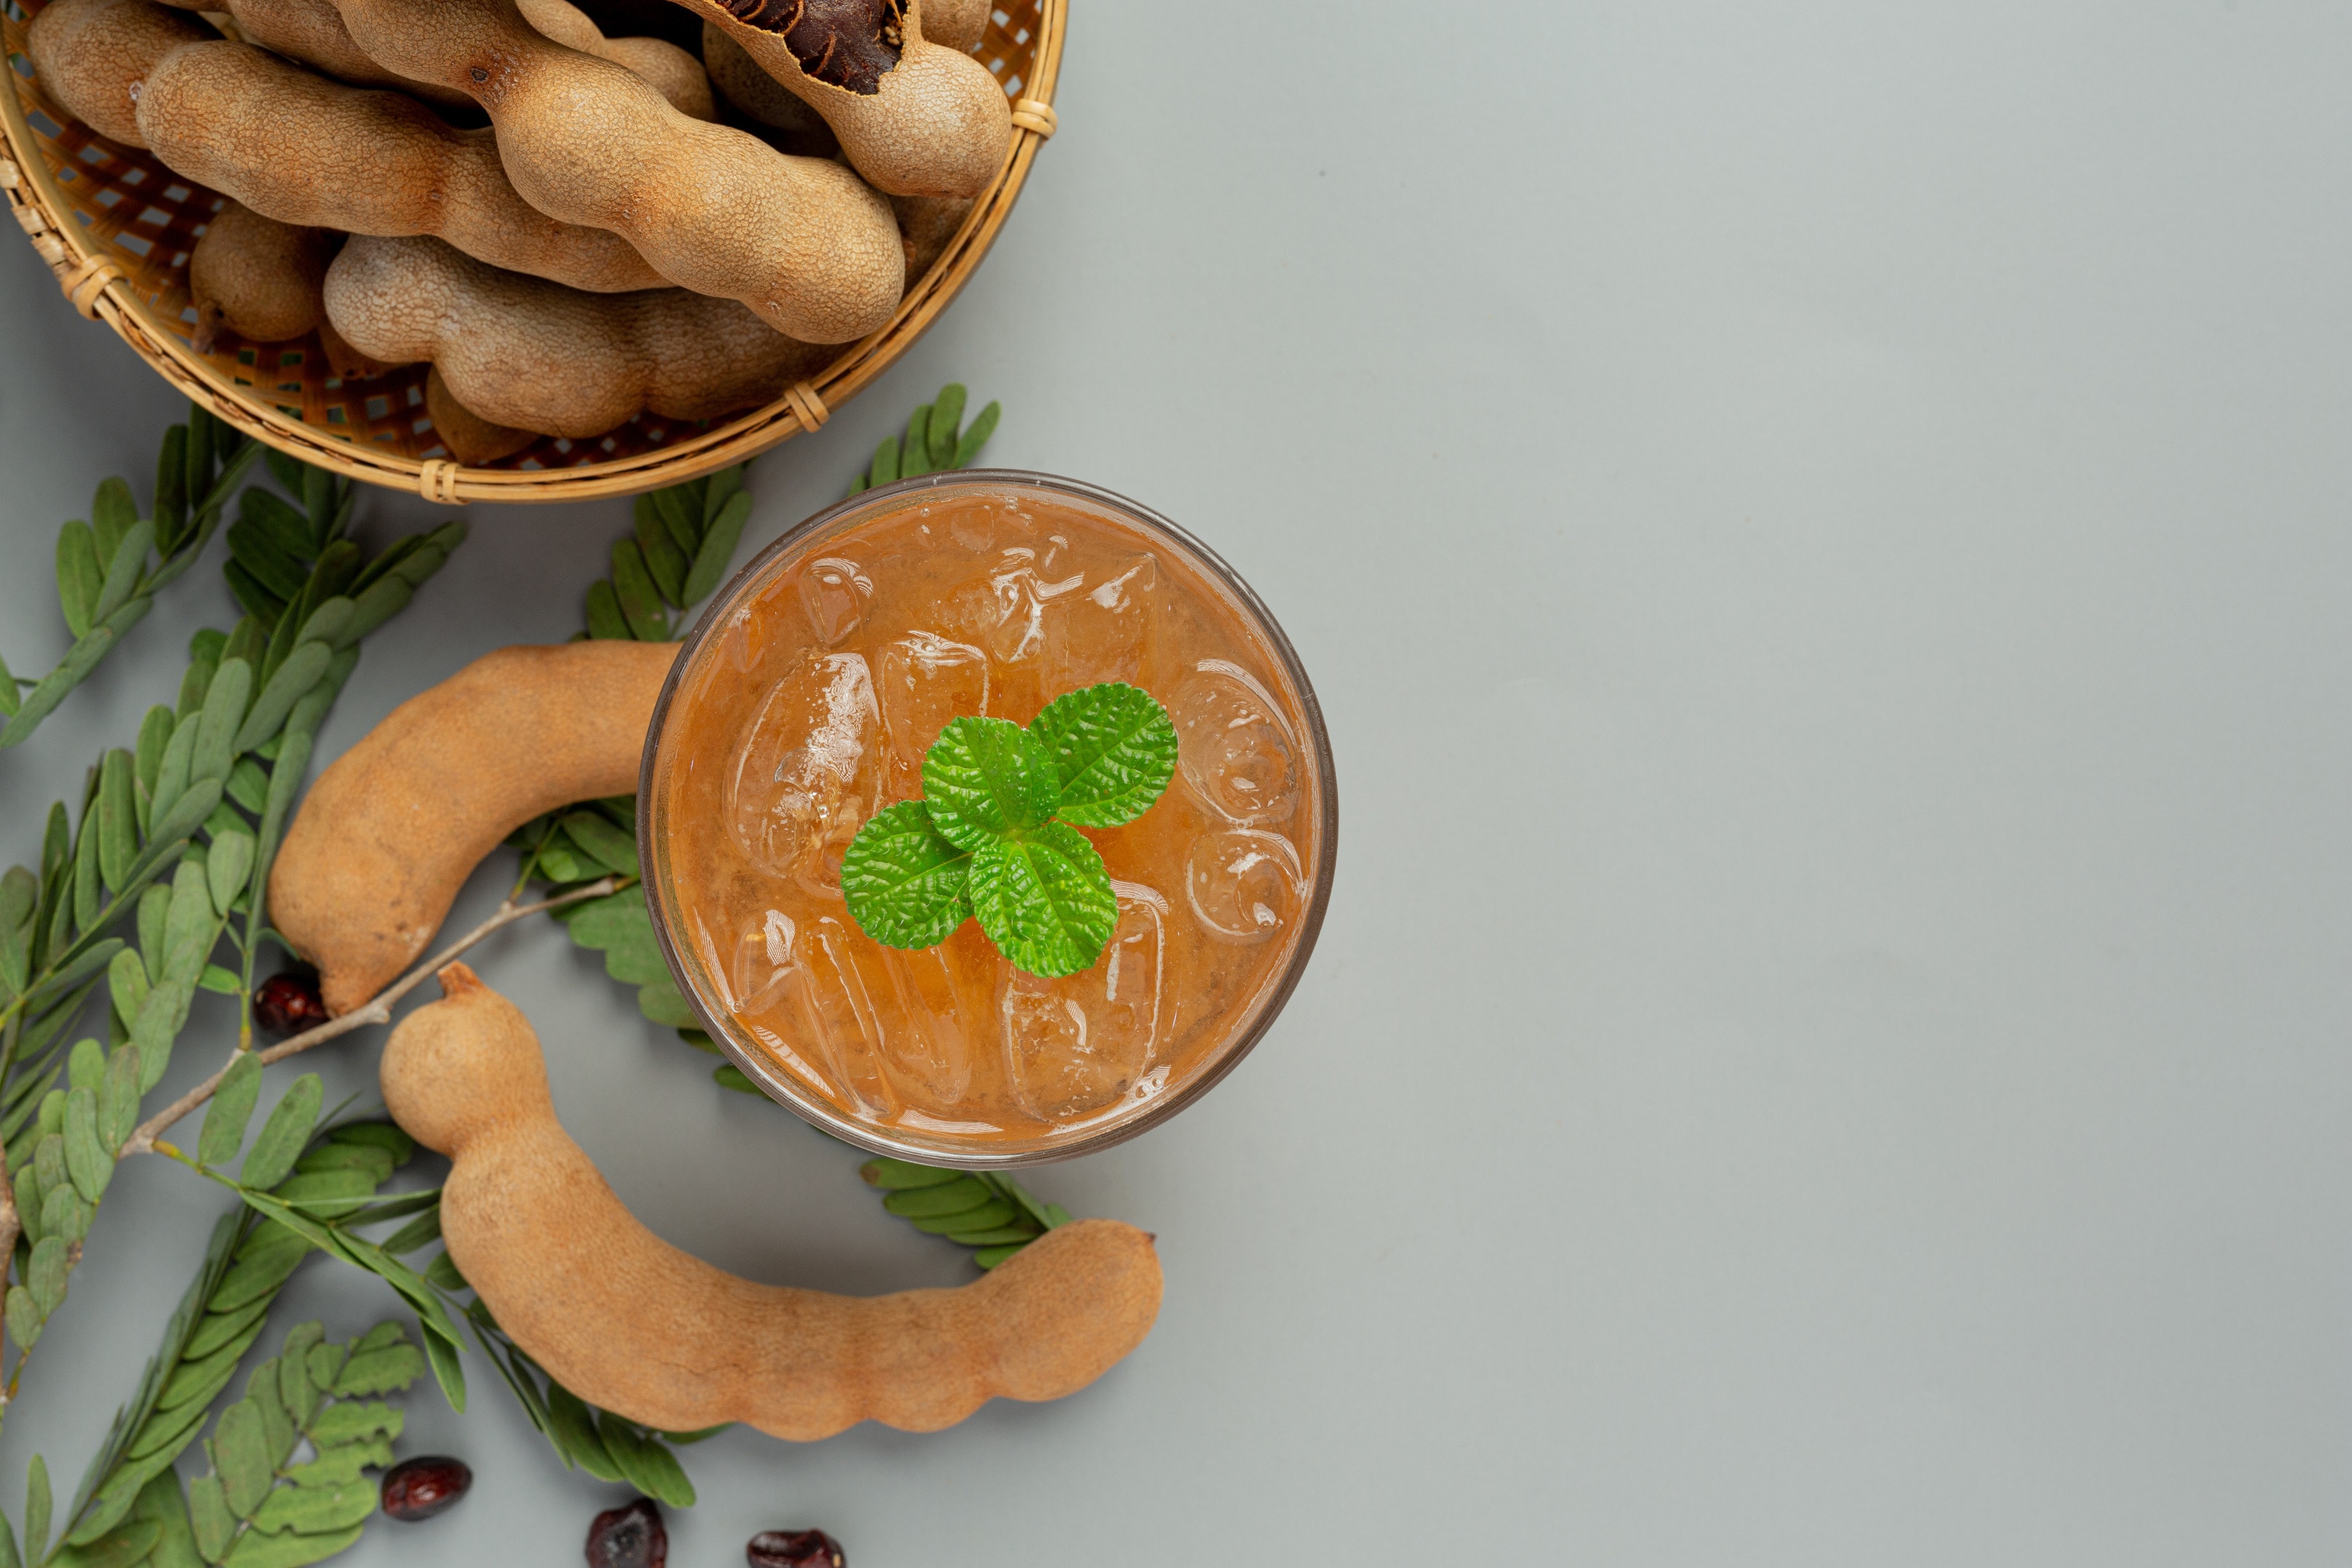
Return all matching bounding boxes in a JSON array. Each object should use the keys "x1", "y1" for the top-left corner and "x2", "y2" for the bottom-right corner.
[
  {"x1": 425, "y1": 367, "x2": 538, "y2": 465},
  {"x1": 701, "y1": 19, "x2": 835, "y2": 153},
  {"x1": 318, "y1": 319, "x2": 392, "y2": 381},
  {"x1": 918, "y1": 0, "x2": 986, "y2": 52},
  {"x1": 381, "y1": 964, "x2": 1164, "y2": 1439},
  {"x1": 23, "y1": 0, "x2": 212, "y2": 146},
  {"x1": 331, "y1": 0, "x2": 903, "y2": 343},
  {"x1": 515, "y1": 0, "x2": 716, "y2": 120},
  {"x1": 324, "y1": 234, "x2": 831, "y2": 439},
  {"x1": 270, "y1": 641, "x2": 678, "y2": 1015},
  {"x1": 32, "y1": 0, "x2": 664, "y2": 293},
  {"x1": 189, "y1": 200, "x2": 335, "y2": 351},
  {"x1": 890, "y1": 192, "x2": 970, "y2": 281},
  {"x1": 680, "y1": 0, "x2": 1010, "y2": 200},
  {"x1": 157, "y1": 0, "x2": 478, "y2": 111}
]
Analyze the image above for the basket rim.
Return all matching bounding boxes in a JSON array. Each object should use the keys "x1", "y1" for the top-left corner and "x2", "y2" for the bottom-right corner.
[{"x1": 0, "y1": 0, "x2": 1063, "y2": 502}]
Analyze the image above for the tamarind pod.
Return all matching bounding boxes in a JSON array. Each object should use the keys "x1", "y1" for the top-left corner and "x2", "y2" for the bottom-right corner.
[
  {"x1": 318, "y1": 319, "x2": 393, "y2": 382},
  {"x1": 682, "y1": 0, "x2": 1011, "y2": 199},
  {"x1": 517, "y1": 0, "x2": 715, "y2": 120},
  {"x1": 23, "y1": 0, "x2": 213, "y2": 147},
  {"x1": 701, "y1": 20, "x2": 836, "y2": 152},
  {"x1": 133, "y1": 38, "x2": 666, "y2": 293},
  {"x1": 382, "y1": 965, "x2": 1164, "y2": 1440},
  {"x1": 331, "y1": 0, "x2": 904, "y2": 344},
  {"x1": 890, "y1": 192, "x2": 971, "y2": 281},
  {"x1": 269, "y1": 642, "x2": 677, "y2": 1015},
  {"x1": 162, "y1": 0, "x2": 479, "y2": 110},
  {"x1": 189, "y1": 200, "x2": 335, "y2": 351},
  {"x1": 324, "y1": 234, "x2": 832, "y2": 438},
  {"x1": 920, "y1": 0, "x2": 987, "y2": 52},
  {"x1": 425, "y1": 368, "x2": 537, "y2": 465}
]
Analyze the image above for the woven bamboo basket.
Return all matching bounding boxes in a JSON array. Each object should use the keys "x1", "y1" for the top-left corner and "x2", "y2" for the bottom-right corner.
[{"x1": 0, "y1": 0, "x2": 1061, "y2": 502}]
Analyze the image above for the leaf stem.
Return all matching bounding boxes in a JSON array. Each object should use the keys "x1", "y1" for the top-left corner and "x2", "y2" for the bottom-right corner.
[{"x1": 122, "y1": 876, "x2": 625, "y2": 1157}]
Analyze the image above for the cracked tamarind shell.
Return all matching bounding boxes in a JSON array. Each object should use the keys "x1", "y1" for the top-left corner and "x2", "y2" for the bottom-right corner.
[
  {"x1": 324, "y1": 233, "x2": 833, "y2": 439},
  {"x1": 682, "y1": 0, "x2": 1012, "y2": 199},
  {"x1": 381, "y1": 963, "x2": 1164, "y2": 1440},
  {"x1": 701, "y1": 19, "x2": 836, "y2": 152},
  {"x1": 329, "y1": 0, "x2": 903, "y2": 343},
  {"x1": 269, "y1": 641, "x2": 679, "y2": 1016}
]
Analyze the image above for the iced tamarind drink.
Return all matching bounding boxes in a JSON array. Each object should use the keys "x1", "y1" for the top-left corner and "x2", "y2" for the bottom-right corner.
[{"x1": 641, "y1": 473, "x2": 1336, "y2": 1164}]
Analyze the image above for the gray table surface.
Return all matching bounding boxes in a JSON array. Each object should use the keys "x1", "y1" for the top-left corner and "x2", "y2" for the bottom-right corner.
[{"x1": 7, "y1": 2, "x2": 2352, "y2": 1562}]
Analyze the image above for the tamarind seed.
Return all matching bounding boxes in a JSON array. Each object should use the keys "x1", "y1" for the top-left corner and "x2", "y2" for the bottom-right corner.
[
  {"x1": 587, "y1": 1498, "x2": 667, "y2": 1568},
  {"x1": 747, "y1": 1529, "x2": 845, "y2": 1567},
  {"x1": 253, "y1": 971, "x2": 328, "y2": 1037},
  {"x1": 380, "y1": 1455, "x2": 473, "y2": 1521}
]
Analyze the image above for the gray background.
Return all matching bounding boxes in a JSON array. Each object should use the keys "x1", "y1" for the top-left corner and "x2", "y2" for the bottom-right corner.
[{"x1": 5, "y1": 1, "x2": 2351, "y2": 1561}]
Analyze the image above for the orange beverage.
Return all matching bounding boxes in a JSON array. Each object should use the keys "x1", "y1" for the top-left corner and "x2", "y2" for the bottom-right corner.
[{"x1": 641, "y1": 473, "x2": 1336, "y2": 1163}]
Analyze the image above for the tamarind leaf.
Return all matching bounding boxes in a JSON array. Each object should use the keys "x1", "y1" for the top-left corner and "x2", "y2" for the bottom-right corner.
[
  {"x1": 859, "y1": 1156, "x2": 961, "y2": 1189},
  {"x1": 246, "y1": 1363, "x2": 298, "y2": 1470},
  {"x1": 679, "y1": 491, "x2": 755, "y2": 607},
  {"x1": 935, "y1": 1224, "x2": 1041, "y2": 1248},
  {"x1": 907, "y1": 1198, "x2": 1018, "y2": 1236},
  {"x1": 233, "y1": 642, "x2": 330, "y2": 757},
  {"x1": 221, "y1": 562, "x2": 286, "y2": 633},
  {"x1": 597, "y1": 1418, "x2": 696, "y2": 1509},
  {"x1": 44, "y1": 1184, "x2": 91, "y2": 1244},
  {"x1": 881, "y1": 1176, "x2": 992, "y2": 1219},
  {"x1": 847, "y1": 473, "x2": 869, "y2": 498},
  {"x1": 238, "y1": 1076, "x2": 324, "y2": 1191},
  {"x1": 261, "y1": 446, "x2": 303, "y2": 498},
  {"x1": 226, "y1": 510, "x2": 311, "y2": 605},
  {"x1": 71, "y1": 796, "x2": 104, "y2": 934},
  {"x1": 324, "y1": 1122, "x2": 415, "y2": 1162},
  {"x1": 1, "y1": 864, "x2": 33, "y2": 936},
  {"x1": 155, "y1": 425, "x2": 191, "y2": 545},
  {"x1": 290, "y1": 597, "x2": 353, "y2": 653},
  {"x1": 132, "y1": 981, "x2": 192, "y2": 1093},
  {"x1": 192, "y1": 660, "x2": 253, "y2": 785},
  {"x1": 377, "y1": 1206, "x2": 442, "y2": 1257},
  {"x1": 543, "y1": 1386, "x2": 625, "y2": 1482},
  {"x1": 64, "y1": 1087, "x2": 110, "y2": 1203},
  {"x1": 212, "y1": 1402, "x2": 273, "y2": 1519},
  {"x1": 57, "y1": 521, "x2": 102, "y2": 640},
  {"x1": 123, "y1": 1388, "x2": 213, "y2": 1464},
  {"x1": 559, "y1": 811, "x2": 640, "y2": 878},
  {"x1": 130, "y1": 1471, "x2": 201, "y2": 1568},
  {"x1": 206, "y1": 833, "x2": 256, "y2": 923},
  {"x1": 222, "y1": 1524, "x2": 366, "y2": 1568},
  {"x1": 185, "y1": 1477, "x2": 234, "y2": 1564},
  {"x1": 702, "y1": 465, "x2": 744, "y2": 531},
  {"x1": 6, "y1": 1287, "x2": 43, "y2": 1350},
  {"x1": 90, "y1": 476, "x2": 139, "y2": 565},
  {"x1": 928, "y1": 383, "x2": 968, "y2": 468},
  {"x1": 224, "y1": 759, "x2": 269, "y2": 817},
  {"x1": 160, "y1": 1321, "x2": 272, "y2": 1409},
  {"x1": 301, "y1": 466, "x2": 337, "y2": 547},
  {"x1": 639, "y1": 499, "x2": 693, "y2": 605},
  {"x1": 163, "y1": 859, "x2": 216, "y2": 973},
  {"x1": 712, "y1": 1063, "x2": 760, "y2": 1095},
  {"x1": 293, "y1": 1142, "x2": 396, "y2": 1180},
  {"x1": 610, "y1": 540, "x2": 669, "y2": 641},
  {"x1": 899, "y1": 404, "x2": 934, "y2": 480},
  {"x1": 149, "y1": 714, "x2": 200, "y2": 829},
  {"x1": 301, "y1": 1402, "x2": 397, "y2": 1450},
  {"x1": 584, "y1": 580, "x2": 632, "y2": 642},
  {"x1": 273, "y1": 1169, "x2": 378, "y2": 1217},
  {"x1": 954, "y1": 401, "x2": 1001, "y2": 468},
  {"x1": 135, "y1": 702, "x2": 173, "y2": 804},
  {"x1": 971, "y1": 1244, "x2": 1026, "y2": 1270},
  {"x1": 248, "y1": 1479, "x2": 372, "y2": 1540},
  {"x1": 417, "y1": 1327, "x2": 465, "y2": 1415},
  {"x1": 335, "y1": 576, "x2": 412, "y2": 648},
  {"x1": 98, "y1": 1043, "x2": 140, "y2": 1153},
  {"x1": 201, "y1": 1055, "x2": 266, "y2": 1168},
  {"x1": 648, "y1": 488, "x2": 700, "y2": 556},
  {"x1": 23, "y1": 937, "x2": 124, "y2": 1014},
  {"x1": 24, "y1": 1461, "x2": 51, "y2": 1568},
  {"x1": 91, "y1": 523, "x2": 155, "y2": 630},
  {"x1": 279, "y1": 1440, "x2": 388, "y2": 1493},
  {"x1": 28, "y1": 1235, "x2": 70, "y2": 1316}
]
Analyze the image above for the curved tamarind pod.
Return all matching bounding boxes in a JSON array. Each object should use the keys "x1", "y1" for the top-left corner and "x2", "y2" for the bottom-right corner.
[
  {"x1": 325, "y1": 234, "x2": 832, "y2": 438},
  {"x1": 920, "y1": 0, "x2": 987, "y2": 52},
  {"x1": 156, "y1": 0, "x2": 478, "y2": 110},
  {"x1": 383, "y1": 965, "x2": 1164, "y2": 1439},
  {"x1": 682, "y1": 0, "x2": 1010, "y2": 199},
  {"x1": 270, "y1": 642, "x2": 677, "y2": 1014},
  {"x1": 24, "y1": 0, "x2": 211, "y2": 146},
  {"x1": 425, "y1": 368, "x2": 537, "y2": 465},
  {"x1": 701, "y1": 19, "x2": 834, "y2": 152},
  {"x1": 332, "y1": 0, "x2": 903, "y2": 343},
  {"x1": 891, "y1": 192, "x2": 970, "y2": 281},
  {"x1": 189, "y1": 200, "x2": 335, "y2": 351},
  {"x1": 515, "y1": 0, "x2": 715, "y2": 120},
  {"x1": 132, "y1": 36, "x2": 666, "y2": 293}
]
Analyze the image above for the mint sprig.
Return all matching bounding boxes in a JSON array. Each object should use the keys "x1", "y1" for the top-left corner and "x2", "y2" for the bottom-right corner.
[{"x1": 841, "y1": 682, "x2": 1178, "y2": 976}]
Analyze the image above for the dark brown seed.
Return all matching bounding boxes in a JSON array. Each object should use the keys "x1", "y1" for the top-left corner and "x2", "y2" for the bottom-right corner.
[
  {"x1": 253, "y1": 971, "x2": 328, "y2": 1037},
  {"x1": 748, "y1": 1530, "x2": 845, "y2": 1568},
  {"x1": 587, "y1": 1498, "x2": 667, "y2": 1568},
  {"x1": 380, "y1": 1455, "x2": 472, "y2": 1521}
]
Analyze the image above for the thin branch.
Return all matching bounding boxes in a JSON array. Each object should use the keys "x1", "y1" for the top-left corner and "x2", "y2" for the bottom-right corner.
[{"x1": 123, "y1": 877, "x2": 622, "y2": 1158}]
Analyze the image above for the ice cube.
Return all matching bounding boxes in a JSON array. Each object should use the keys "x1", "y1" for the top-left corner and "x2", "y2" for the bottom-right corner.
[
  {"x1": 729, "y1": 907, "x2": 799, "y2": 1014},
  {"x1": 788, "y1": 915, "x2": 900, "y2": 1117},
  {"x1": 1172, "y1": 661, "x2": 1302, "y2": 826},
  {"x1": 875, "y1": 632, "x2": 989, "y2": 801},
  {"x1": 729, "y1": 650, "x2": 881, "y2": 899},
  {"x1": 878, "y1": 944, "x2": 978, "y2": 1109},
  {"x1": 1000, "y1": 881, "x2": 1167, "y2": 1120},
  {"x1": 1054, "y1": 554, "x2": 1156, "y2": 691},
  {"x1": 799, "y1": 556, "x2": 872, "y2": 647},
  {"x1": 1184, "y1": 829, "x2": 1303, "y2": 944}
]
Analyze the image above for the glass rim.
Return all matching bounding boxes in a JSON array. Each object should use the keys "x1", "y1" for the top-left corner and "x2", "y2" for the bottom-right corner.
[{"x1": 636, "y1": 468, "x2": 1341, "y2": 1167}]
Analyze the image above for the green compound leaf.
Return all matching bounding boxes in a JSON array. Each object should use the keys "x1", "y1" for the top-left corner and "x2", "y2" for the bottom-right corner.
[
  {"x1": 199, "y1": 1054, "x2": 264, "y2": 1167},
  {"x1": 965, "y1": 822, "x2": 1119, "y2": 979},
  {"x1": 237, "y1": 1075, "x2": 322, "y2": 1191},
  {"x1": 839, "y1": 801, "x2": 973, "y2": 950},
  {"x1": 1030, "y1": 682, "x2": 1179, "y2": 828},
  {"x1": 922, "y1": 717, "x2": 1059, "y2": 852}
]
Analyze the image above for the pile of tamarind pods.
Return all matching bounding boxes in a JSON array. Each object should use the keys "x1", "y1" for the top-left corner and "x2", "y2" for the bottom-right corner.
[{"x1": 26, "y1": 0, "x2": 1007, "y2": 459}]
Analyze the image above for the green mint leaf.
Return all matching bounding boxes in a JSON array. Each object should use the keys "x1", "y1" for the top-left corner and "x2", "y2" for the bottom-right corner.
[
  {"x1": 1032, "y1": 682, "x2": 1179, "y2": 828},
  {"x1": 841, "y1": 801, "x2": 973, "y2": 949},
  {"x1": 965, "y1": 822, "x2": 1119, "y2": 978},
  {"x1": 921, "y1": 717, "x2": 1059, "y2": 851}
]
